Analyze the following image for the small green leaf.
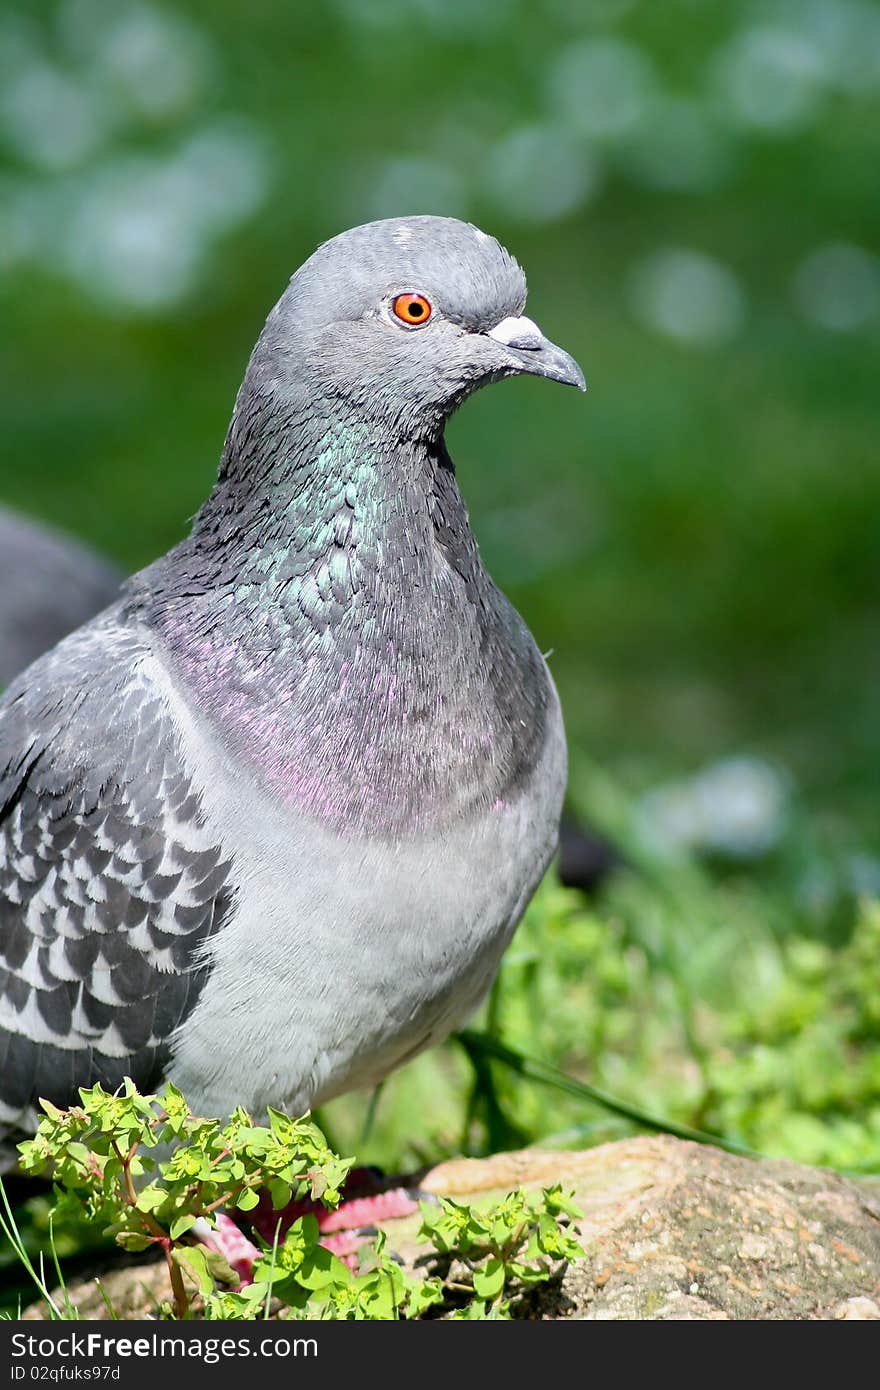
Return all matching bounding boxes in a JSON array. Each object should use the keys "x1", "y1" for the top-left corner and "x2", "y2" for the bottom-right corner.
[
  {"x1": 172, "y1": 1245, "x2": 214, "y2": 1297},
  {"x1": 170, "y1": 1214, "x2": 197, "y2": 1240},
  {"x1": 542, "y1": 1185, "x2": 583, "y2": 1221},
  {"x1": 405, "y1": 1276, "x2": 445, "y2": 1318},
  {"x1": 472, "y1": 1255, "x2": 506, "y2": 1300},
  {"x1": 298, "y1": 1243, "x2": 349, "y2": 1292},
  {"x1": 267, "y1": 1178, "x2": 292, "y2": 1209},
  {"x1": 134, "y1": 1184, "x2": 165, "y2": 1213},
  {"x1": 201, "y1": 1246, "x2": 239, "y2": 1287},
  {"x1": 115, "y1": 1231, "x2": 152, "y2": 1253},
  {"x1": 451, "y1": 1299, "x2": 490, "y2": 1320}
]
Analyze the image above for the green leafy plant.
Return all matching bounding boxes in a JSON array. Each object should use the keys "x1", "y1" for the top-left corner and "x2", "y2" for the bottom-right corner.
[
  {"x1": 17, "y1": 1080, "x2": 353, "y2": 1319},
  {"x1": 418, "y1": 1185, "x2": 583, "y2": 1319},
  {"x1": 483, "y1": 879, "x2": 880, "y2": 1170},
  {"x1": 206, "y1": 1186, "x2": 584, "y2": 1321},
  {"x1": 12, "y1": 1081, "x2": 583, "y2": 1321},
  {"x1": 202, "y1": 1222, "x2": 447, "y2": 1321}
]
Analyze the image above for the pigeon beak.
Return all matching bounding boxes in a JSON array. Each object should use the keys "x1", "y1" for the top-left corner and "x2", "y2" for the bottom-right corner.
[{"x1": 487, "y1": 315, "x2": 586, "y2": 391}]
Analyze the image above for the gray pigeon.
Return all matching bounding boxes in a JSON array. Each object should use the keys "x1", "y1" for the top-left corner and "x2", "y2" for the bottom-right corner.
[
  {"x1": 0, "y1": 216, "x2": 584, "y2": 1149},
  {"x1": 0, "y1": 507, "x2": 121, "y2": 688}
]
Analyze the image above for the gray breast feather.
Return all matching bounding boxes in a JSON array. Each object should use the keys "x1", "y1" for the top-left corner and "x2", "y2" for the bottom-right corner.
[{"x1": 0, "y1": 611, "x2": 232, "y2": 1137}]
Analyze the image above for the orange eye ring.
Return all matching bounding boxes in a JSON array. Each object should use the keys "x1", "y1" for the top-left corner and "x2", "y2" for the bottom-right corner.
[{"x1": 392, "y1": 292, "x2": 432, "y2": 326}]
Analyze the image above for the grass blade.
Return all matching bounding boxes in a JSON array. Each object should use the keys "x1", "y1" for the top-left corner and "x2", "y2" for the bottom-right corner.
[
  {"x1": 456, "y1": 1029, "x2": 760, "y2": 1159},
  {"x1": 0, "y1": 1174, "x2": 65, "y2": 1319}
]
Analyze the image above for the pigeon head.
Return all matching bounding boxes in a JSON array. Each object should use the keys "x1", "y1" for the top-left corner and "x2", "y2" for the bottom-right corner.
[{"x1": 246, "y1": 215, "x2": 585, "y2": 438}]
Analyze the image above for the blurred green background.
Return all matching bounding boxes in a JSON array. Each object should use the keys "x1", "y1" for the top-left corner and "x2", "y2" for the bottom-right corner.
[{"x1": 1, "y1": 0, "x2": 879, "y2": 1239}]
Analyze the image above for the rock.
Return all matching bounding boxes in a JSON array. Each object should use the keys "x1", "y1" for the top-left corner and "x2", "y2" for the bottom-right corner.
[
  {"x1": 414, "y1": 1136, "x2": 880, "y2": 1319},
  {"x1": 21, "y1": 1135, "x2": 880, "y2": 1320},
  {"x1": 834, "y1": 1296, "x2": 880, "y2": 1320}
]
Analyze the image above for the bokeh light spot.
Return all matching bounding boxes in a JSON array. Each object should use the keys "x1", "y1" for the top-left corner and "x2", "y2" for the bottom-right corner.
[
  {"x1": 549, "y1": 38, "x2": 655, "y2": 141},
  {"x1": 486, "y1": 124, "x2": 601, "y2": 223},
  {"x1": 628, "y1": 248, "x2": 747, "y2": 346},
  {"x1": 712, "y1": 25, "x2": 827, "y2": 134},
  {"x1": 793, "y1": 243, "x2": 880, "y2": 332}
]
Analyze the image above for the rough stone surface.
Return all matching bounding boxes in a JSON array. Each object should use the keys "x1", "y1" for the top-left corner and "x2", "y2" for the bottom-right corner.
[{"x1": 21, "y1": 1135, "x2": 880, "y2": 1320}]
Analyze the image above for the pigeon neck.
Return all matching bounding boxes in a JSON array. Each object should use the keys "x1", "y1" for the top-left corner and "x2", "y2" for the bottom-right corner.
[
  {"x1": 133, "y1": 393, "x2": 550, "y2": 837},
  {"x1": 143, "y1": 392, "x2": 482, "y2": 622}
]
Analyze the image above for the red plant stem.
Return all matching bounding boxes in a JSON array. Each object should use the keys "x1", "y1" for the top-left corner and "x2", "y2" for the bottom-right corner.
[
  {"x1": 202, "y1": 1181, "x2": 248, "y2": 1215},
  {"x1": 109, "y1": 1140, "x2": 192, "y2": 1317},
  {"x1": 163, "y1": 1240, "x2": 190, "y2": 1320}
]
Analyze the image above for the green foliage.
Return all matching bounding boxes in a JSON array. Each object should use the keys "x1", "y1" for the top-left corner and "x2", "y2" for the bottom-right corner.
[
  {"x1": 202, "y1": 1183, "x2": 583, "y2": 1323},
  {"x1": 418, "y1": 1185, "x2": 583, "y2": 1319},
  {"x1": 11, "y1": 1081, "x2": 581, "y2": 1321},
  {"x1": 17, "y1": 1080, "x2": 355, "y2": 1319},
  {"x1": 467, "y1": 877, "x2": 880, "y2": 1171},
  {"x1": 202, "y1": 1222, "x2": 447, "y2": 1322}
]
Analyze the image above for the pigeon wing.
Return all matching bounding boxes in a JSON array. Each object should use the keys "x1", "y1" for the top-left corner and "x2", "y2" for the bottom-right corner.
[{"x1": 0, "y1": 610, "x2": 233, "y2": 1141}]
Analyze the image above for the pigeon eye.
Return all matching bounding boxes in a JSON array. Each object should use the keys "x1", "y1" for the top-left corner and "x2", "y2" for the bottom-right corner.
[{"x1": 392, "y1": 293, "x2": 432, "y2": 327}]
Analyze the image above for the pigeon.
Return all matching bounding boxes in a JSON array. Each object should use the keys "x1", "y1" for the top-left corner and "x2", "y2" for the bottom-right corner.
[
  {"x1": 0, "y1": 216, "x2": 584, "y2": 1156},
  {"x1": 0, "y1": 507, "x2": 121, "y2": 688}
]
